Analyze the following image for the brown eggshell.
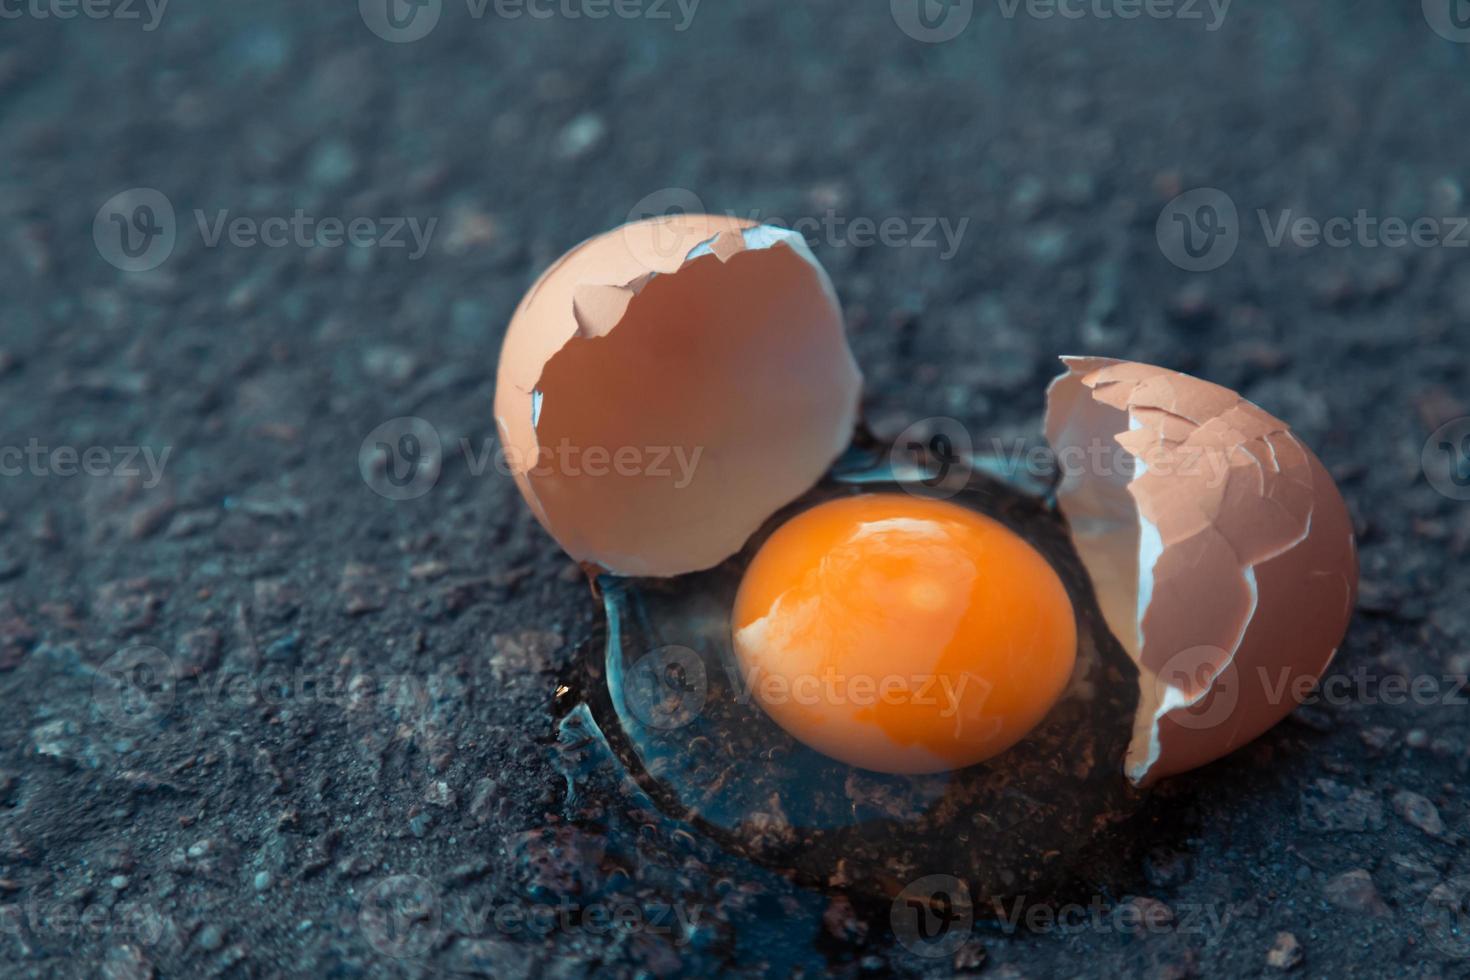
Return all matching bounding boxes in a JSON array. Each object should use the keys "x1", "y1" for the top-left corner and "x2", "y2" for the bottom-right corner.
[
  {"x1": 1045, "y1": 357, "x2": 1358, "y2": 786},
  {"x1": 494, "y1": 215, "x2": 862, "y2": 577}
]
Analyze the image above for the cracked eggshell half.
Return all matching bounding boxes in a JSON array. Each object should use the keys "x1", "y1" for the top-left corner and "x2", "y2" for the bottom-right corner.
[
  {"x1": 1045, "y1": 357, "x2": 1357, "y2": 786},
  {"x1": 494, "y1": 214, "x2": 863, "y2": 577}
]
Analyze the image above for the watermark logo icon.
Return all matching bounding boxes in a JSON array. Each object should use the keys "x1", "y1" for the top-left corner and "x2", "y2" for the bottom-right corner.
[
  {"x1": 890, "y1": 417, "x2": 975, "y2": 500},
  {"x1": 1422, "y1": 876, "x2": 1470, "y2": 958},
  {"x1": 891, "y1": 0, "x2": 975, "y2": 43},
  {"x1": 1423, "y1": 417, "x2": 1470, "y2": 502},
  {"x1": 94, "y1": 188, "x2": 176, "y2": 272},
  {"x1": 623, "y1": 187, "x2": 709, "y2": 271},
  {"x1": 360, "y1": 875, "x2": 442, "y2": 959},
  {"x1": 1153, "y1": 645, "x2": 1238, "y2": 731},
  {"x1": 623, "y1": 645, "x2": 708, "y2": 730},
  {"x1": 1157, "y1": 188, "x2": 1239, "y2": 271},
  {"x1": 891, "y1": 874, "x2": 973, "y2": 958},
  {"x1": 360, "y1": 0, "x2": 442, "y2": 42},
  {"x1": 359, "y1": 417, "x2": 443, "y2": 501},
  {"x1": 1424, "y1": 0, "x2": 1470, "y2": 43},
  {"x1": 92, "y1": 646, "x2": 177, "y2": 728}
]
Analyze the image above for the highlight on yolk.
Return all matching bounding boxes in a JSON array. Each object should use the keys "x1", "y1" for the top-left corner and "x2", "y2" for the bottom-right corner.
[{"x1": 731, "y1": 494, "x2": 1077, "y2": 774}]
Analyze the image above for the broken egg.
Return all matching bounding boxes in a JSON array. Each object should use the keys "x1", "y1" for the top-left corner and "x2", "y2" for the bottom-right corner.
[
  {"x1": 494, "y1": 214, "x2": 861, "y2": 577},
  {"x1": 498, "y1": 214, "x2": 1359, "y2": 875},
  {"x1": 1045, "y1": 356, "x2": 1358, "y2": 786}
]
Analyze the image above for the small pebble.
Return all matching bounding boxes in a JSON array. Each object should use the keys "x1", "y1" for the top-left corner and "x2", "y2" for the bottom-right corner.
[
  {"x1": 1393, "y1": 790, "x2": 1445, "y2": 837},
  {"x1": 554, "y1": 113, "x2": 607, "y2": 160},
  {"x1": 1300, "y1": 779, "x2": 1384, "y2": 832},
  {"x1": 1323, "y1": 869, "x2": 1389, "y2": 916},
  {"x1": 425, "y1": 781, "x2": 457, "y2": 809},
  {"x1": 196, "y1": 924, "x2": 224, "y2": 952},
  {"x1": 953, "y1": 940, "x2": 987, "y2": 972},
  {"x1": 1359, "y1": 726, "x2": 1396, "y2": 751},
  {"x1": 100, "y1": 943, "x2": 153, "y2": 980},
  {"x1": 253, "y1": 871, "x2": 272, "y2": 892},
  {"x1": 1266, "y1": 931, "x2": 1303, "y2": 970}
]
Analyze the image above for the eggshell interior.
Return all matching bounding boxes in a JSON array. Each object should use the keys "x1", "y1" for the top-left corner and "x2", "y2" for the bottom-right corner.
[
  {"x1": 1045, "y1": 357, "x2": 1358, "y2": 786},
  {"x1": 495, "y1": 216, "x2": 862, "y2": 577}
]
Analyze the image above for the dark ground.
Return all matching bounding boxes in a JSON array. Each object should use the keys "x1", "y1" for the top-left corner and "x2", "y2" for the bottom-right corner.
[{"x1": 2, "y1": 1, "x2": 1470, "y2": 977}]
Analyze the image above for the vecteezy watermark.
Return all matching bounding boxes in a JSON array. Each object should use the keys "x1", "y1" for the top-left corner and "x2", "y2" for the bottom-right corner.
[
  {"x1": 358, "y1": 874, "x2": 704, "y2": 959},
  {"x1": 360, "y1": 0, "x2": 700, "y2": 43},
  {"x1": 884, "y1": 418, "x2": 1236, "y2": 494},
  {"x1": 0, "y1": 440, "x2": 171, "y2": 488},
  {"x1": 892, "y1": 0, "x2": 1229, "y2": 43},
  {"x1": 1423, "y1": 417, "x2": 1470, "y2": 502},
  {"x1": 1149, "y1": 645, "x2": 1238, "y2": 732},
  {"x1": 1422, "y1": 876, "x2": 1470, "y2": 959},
  {"x1": 1156, "y1": 188, "x2": 1240, "y2": 272},
  {"x1": 1423, "y1": 0, "x2": 1470, "y2": 44},
  {"x1": 1144, "y1": 657, "x2": 1470, "y2": 735},
  {"x1": 890, "y1": 0, "x2": 975, "y2": 43},
  {"x1": 999, "y1": 0, "x2": 1229, "y2": 29},
  {"x1": 357, "y1": 416, "x2": 707, "y2": 501},
  {"x1": 987, "y1": 894, "x2": 1217, "y2": 935},
  {"x1": 0, "y1": 895, "x2": 170, "y2": 947},
  {"x1": 1159, "y1": 187, "x2": 1470, "y2": 271},
  {"x1": 1262, "y1": 666, "x2": 1470, "y2": 711},
  {"x1": 891, "y1": 875, "x2": 974, "y2": 958},
  {"x1": 194, "y1": 210, "x2": 436, "y2": 260},
  {"x1": 466, "y1": 897, "x2": 703, "y2": 943},
  {"x1": 94, "y1": 189, "x2": 437, "y2": 272},
  {"x1": 1257, "y1": 210, "x2": 1470, "y2": 250},
  {"x1": 94, "y1": 188, "x2": 177, "y2": 273},
  {"x1": 621, "y1": 645, "x2": 708, "y2": 730},
  {"x1": 463, "y1": 436, "x2": 705, "y2": 489},
  {"x1": 359, "y1": 875, "x2": 442, "y2": 960},
  {"x1": 621, "y1": 188, "x2": 972, "y2": 266},
  {"x1": 359, "y1": 0, "x2": 442, "y2": 42},
  {"x1": 90, "y1": 654, "x2": 498, "y2": 735},
  {"x1": 890, "y1": 417, "x2": 976, "y2": 500},
  {"x1": 622, "y1": 187, "x2": 713, "y2": 268},
  {"x1": 91, "y1": 646, "x2": 177, "y2": 729},
  {"x1": 733, "y1": 665, "x2": 979, "y2": 720},
  {"x1": 359, "y1": 417, "x2": 444, "y2": 501},
  {"x1": 0, "y1": 0, "x2": 168, "y2": 30}
]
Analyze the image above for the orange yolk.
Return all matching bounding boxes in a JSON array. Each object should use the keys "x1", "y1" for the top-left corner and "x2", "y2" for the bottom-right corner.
[{"x1": 731, "y1": 494, "x2": 1077, "y2": 774}]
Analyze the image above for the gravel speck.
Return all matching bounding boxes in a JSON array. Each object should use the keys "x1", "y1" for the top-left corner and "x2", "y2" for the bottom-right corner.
[
  {"x1": 1300, "y1": 779, "x2": 1384, "y2": 833},
  {"x1": 1392, "y1": 790, "x2": 1445, "y2": 838},
  {"x1": 555, "y1": 113, "x2": 607, "y2": 160},
  {"x1": 196, "y1": 924, "x2": 224, "y2": 952},
  {"x1": 1266, "y1": 931, "x2": 1303, "y2": 970},
  {"x1": 1322, "y1": 870, "x2": 1389, "y2": 917}
]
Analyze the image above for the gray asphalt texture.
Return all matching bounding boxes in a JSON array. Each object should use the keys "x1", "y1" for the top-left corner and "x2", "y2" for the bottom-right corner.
[{"x1": 2, "y1": 1, "x2": 1470, "y2": 977}]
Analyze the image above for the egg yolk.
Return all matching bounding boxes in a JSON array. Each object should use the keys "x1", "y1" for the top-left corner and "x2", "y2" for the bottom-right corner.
[{"x1": 731, "y1": 494, "x2": 1077, "y2": 774}]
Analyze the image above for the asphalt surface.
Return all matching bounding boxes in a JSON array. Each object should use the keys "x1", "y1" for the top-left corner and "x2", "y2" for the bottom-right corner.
[{"x1": 2, "y1": 1, "x2": 1470, "y2": 977}]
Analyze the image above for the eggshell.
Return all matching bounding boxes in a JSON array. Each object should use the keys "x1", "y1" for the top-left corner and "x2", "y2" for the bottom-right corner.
[
  {"x1": 1045, "y1": 357, "x2": 1358, "y2": 786},
  {"x1": 495, "y1": 215, "x2": 862, "y2": 577}
]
